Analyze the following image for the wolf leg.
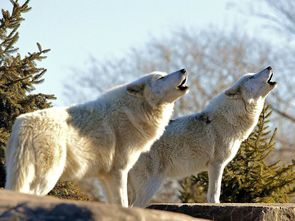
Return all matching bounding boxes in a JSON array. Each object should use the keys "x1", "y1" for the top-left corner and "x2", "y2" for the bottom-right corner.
[
  {"x1": 207, "y1": 162, "x2": 226, "y2": 203},
  {"x1": 6, "y1": 146, "x2": 65, "y2": 196},
  {"x1": 28, "y1": 145, "x2": 66, "y2": 196},
  {"x1": 78, "y1": 177, "x2": 108, "y2": 202},
  {"x1": 130, "y1": 175, "x2": 163, "y2": 207},
  {"x1": 102, "y1": 169, "x2": 129, "y2": 207}
]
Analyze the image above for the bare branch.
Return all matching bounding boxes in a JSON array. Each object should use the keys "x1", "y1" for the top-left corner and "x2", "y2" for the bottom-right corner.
[{"x1": 272, "y1": 107, "x2": 295, "y2": 123}]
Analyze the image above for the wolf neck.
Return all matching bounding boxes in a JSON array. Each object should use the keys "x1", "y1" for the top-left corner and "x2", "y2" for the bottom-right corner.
[
  {"x1": 205, "y1": 93, "x2": 264, "y2": 141},
  {"x1": 124, "y1": 98, "x2": 174, "y2": 145}
]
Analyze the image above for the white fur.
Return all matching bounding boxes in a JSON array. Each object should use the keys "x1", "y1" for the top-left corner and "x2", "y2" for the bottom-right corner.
[
  {"x1": 5, "y1": 69, "x2": 189, "y2": 207},
  {"x1": 128, "y1": 67, "x2": 277, "y2": 207}
]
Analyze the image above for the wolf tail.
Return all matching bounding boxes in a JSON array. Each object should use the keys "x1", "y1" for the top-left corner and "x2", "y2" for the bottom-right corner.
[{"x1": 5, "y1": 118, "x2": 35, "y2": 193}]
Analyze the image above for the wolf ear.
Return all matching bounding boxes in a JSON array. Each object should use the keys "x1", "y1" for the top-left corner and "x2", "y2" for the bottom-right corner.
[
  {"x1": 127, "y1": 83, "x2": 145, "y2": 97},
  {"x1": 225, "y1": 86, "x2": 241, "y2": 97}
]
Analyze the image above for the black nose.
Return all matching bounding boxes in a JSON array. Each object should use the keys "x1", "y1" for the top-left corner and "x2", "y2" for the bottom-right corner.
[
  {"x1": 180, "y1": 68, "x2": 186, "y2": 74},
  {"x1": 267, "y1": 66, "x2": 272, "y2": 71}
]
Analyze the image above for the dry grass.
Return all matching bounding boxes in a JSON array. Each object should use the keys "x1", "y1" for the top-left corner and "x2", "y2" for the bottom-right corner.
[{"x1": 49, "y1": 181, "x2": 90, "y2": 201}]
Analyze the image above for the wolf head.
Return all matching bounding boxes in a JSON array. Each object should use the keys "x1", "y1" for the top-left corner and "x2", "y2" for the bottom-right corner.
[
  {"x1": 225, "y1": 66, "x2": 277, "y2": 103},
  {"x1": 126, "y1": 69, "x2": 189, "y2": 107}
]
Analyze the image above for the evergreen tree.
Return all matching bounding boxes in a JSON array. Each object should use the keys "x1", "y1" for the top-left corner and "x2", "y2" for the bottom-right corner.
[
  {"x1": 179, "y1": 105, "x2": 295, "y2": 203},
  {"x1": 0, "y1": 0, "x2": 55, "y2": 187}
]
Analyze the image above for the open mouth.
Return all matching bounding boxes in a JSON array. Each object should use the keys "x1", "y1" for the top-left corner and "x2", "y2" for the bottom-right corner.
[
  {"x1": 177, "y1": 77, "x2": 189, "y2": 91},
  {"x1": 267, "y1": 72, "x2": 277, "y2": 86}
]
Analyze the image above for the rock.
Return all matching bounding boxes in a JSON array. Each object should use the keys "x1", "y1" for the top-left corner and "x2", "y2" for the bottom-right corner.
[
  {"x1": 0, "y1": 190, "x2": 205, "y2": 221},
  {"x1": 148, "y1": 203, "x2": 295, "y2": 221}
]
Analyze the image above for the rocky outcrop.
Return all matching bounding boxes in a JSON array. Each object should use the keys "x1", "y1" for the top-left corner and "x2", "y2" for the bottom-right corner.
[
  {"x1": 0, "y1": 190, "x2": 205, "y2": 221},
  {"x1": 148, "y1": 203, "x2": 295, "y2": 221},
  {"x1": 2, "y1": 190, "x2": 294, "y2": 221}
]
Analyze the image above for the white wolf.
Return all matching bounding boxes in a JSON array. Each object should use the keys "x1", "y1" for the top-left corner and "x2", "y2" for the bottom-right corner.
[
  {"x1": 5, "y1": 69, "x2": 189, "y2": 207},
  {"x1": 128, "y1": 67, "x2": 277, "y2": 207}
]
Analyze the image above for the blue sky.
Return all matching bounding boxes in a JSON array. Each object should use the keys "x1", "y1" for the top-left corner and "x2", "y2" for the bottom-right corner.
[{"x1": 1, "y1": 0, "x2": 271, "y2": 105}]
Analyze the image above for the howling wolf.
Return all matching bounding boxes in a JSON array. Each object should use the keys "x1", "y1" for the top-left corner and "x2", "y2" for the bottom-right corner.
[
  {"x1": 5, "y1": 69, "x2": 189, "y2": 207},
  {"x1": 128, "y1": 67, "x2": 277, "y2": 207}
]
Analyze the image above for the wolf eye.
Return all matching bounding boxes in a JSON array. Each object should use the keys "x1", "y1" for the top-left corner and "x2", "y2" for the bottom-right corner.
[
  {"x1": 249, "y1": 75, "x2": 254, "y2": 79},
  {"x1": 158, "y1": 76, "x2": 165, "y2": 80}
]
